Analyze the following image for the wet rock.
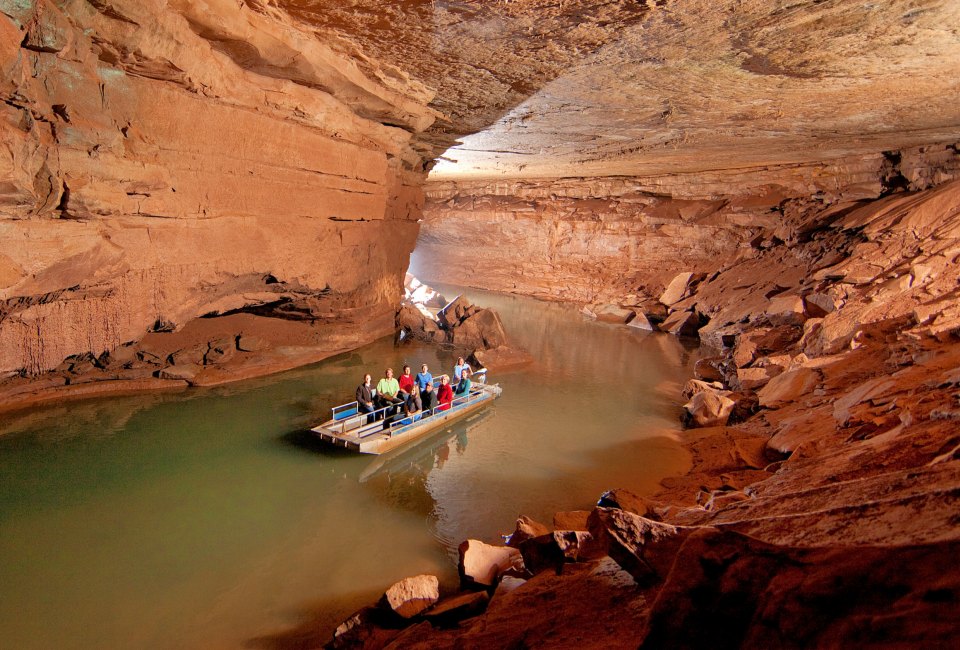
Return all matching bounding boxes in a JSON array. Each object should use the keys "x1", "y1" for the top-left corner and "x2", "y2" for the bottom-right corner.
[
  {"x1": 236, "y1": 334, "x2": 269, "y2": 352},
  {"x1": 383, "y1": 574, "x2": 440, "y2": 619},
  {"x1": 660, "y1": 310, "x2": 701, "y2": 337},
  {"x1": 660, "y1": 272, "x2": 695, "y2": 306},
  {"x1": 594, "y1": 304, "x2": 635, "y2": 324},
  {"x1": 469, "y1": 345, "x2": 533, "y2": 371},
  {"x1": 626, "y1": 311, "x2": 655, "y2": 331},
  {"x1": 683, "y1": 390, "x2": 736, "y2": 428},
  {"x1": 157, "y1": 365, "x2": 198, "y2": 382},
  {"x1": 506, "y1": 515, "x2": 550, "y2": 548},
  {"x1": 519, "y1": 531, "x2": 593, "y2": 575},
  {"x1": 458, "y1": 540, "x2": 525, "y2": 588}
]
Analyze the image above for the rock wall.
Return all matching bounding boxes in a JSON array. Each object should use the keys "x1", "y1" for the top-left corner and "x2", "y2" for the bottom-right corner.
[
  {"x1": 0, "y1": 0, "x2": 438, "y2": 377},
  {"x1": 415, "y1": 144, "x2": 960, "y2": 303}
]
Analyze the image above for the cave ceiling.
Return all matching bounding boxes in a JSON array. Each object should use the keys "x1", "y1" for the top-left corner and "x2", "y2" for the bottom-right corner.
[{"x1": 277, "y1": 0, "x2": 960, "y2": 180}]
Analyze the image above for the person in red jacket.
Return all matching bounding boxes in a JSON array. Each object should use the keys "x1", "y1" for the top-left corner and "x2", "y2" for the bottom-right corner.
[
  {"x1": 437, "y1": 374, "x2": 454, "y2": 411},
  {"x1": 398, "y1": 365, "x2": 415, "y2": 398}
]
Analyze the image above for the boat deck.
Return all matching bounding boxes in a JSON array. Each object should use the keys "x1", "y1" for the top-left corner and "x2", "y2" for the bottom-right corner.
[{"x1": 311, "y1": 382, "x2": 501, "y2": 455}]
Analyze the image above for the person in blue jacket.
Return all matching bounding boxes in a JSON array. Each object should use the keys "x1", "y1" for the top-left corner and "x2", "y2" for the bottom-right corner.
[{"x1": 415, "y1": 363, "x2": 432, "y2": 393}]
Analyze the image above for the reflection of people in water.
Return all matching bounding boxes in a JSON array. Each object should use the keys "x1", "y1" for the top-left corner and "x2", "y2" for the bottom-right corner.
[
  {"x1": 456, "y1": 429, "x2": 468, "y2": 454},
  {"x1": 435, "y1": 440, "x2": 450, "y2": 469}
]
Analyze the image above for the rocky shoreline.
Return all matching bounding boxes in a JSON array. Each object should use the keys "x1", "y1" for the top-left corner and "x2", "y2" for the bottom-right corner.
[{"x1": 318, "y1": 179, "x2": 960, "y2": 648}]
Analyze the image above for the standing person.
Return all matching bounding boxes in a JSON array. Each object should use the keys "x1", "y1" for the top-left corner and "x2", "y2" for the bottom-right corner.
[
  {"x1": 437, "y1": 374, "x2": 454, "y2": 412},
  {"x1": 376, "y1": 368, "x2": 403, "y2": 429},
  {"x1": 421, "y1": 380, "x2": 438, "y2": 415},
  {"x1": 398, "y1": 364, "x2": 415, "y2": 399},
  {"x1": 415, "y1": 364, "x2": 433, "y2": 393},
  {"x1": 455, "y1": 367, "x2": 472, "y2": 397},
  {"x1": 355, "y1": 373, "x2": 375, "y2": 423},
  {"x1": 453, "y1": 356, "x2": 472, "y2": 382}
]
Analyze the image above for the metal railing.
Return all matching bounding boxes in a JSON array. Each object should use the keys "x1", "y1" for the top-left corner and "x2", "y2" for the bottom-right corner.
[{"x1": 325, "y1": 381, "x2": 492, "y2": 438}]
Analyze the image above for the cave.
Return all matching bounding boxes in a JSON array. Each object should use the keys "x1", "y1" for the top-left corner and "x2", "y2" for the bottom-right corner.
[{"x1": 2, "y1": 1, "x2": 959, "y2": 648}]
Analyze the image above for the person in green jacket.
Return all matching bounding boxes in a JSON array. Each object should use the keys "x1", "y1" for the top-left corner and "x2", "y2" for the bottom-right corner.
[{"x1": 454, "y1": 368, "x2": 472, "y2": 398}]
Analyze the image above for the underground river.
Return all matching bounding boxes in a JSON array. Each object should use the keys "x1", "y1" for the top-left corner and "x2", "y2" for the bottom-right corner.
[{"x1": 0, "y1": 288, "x2": 694, "y2": 649}]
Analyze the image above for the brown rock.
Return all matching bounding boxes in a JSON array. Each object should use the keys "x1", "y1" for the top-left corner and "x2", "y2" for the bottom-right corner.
[
  {"x1": 519, "y1": 531, "x2": 592, "y2": 575},
  {"x1": 694, "y1": 357, "x2": 724, "y2": 382},
  {"x1": 437, "y1": 295, "x2": 473, "y2": 329},
  {"x1": 383, "y1": 574, "x2": 440, "y2": 619},
  {"x1": 736, "y1": 366, "x2": 774, "y2": 390},
  {"x1": 660, "y1": 310, "x2": 701, "y2": 337},
  {"x1": 469, "y1": 345, "x2": 533, "y2": 371},
  {"x1": 506, "y1": 515, "x2": 550, "y2": 548},
  {"x1": 682, "y1": 378, "x2": 725, "y2": 399},
  {"x1": 458, "y1": 540, "x2": 525, "y2": 588},
  {"x1": 597, "y1": 489, "x2": 662, "y2": 519},
  {"x1": 423, "y1": 591, "x2": 489, "y2": 625},
  {"x1": 683, "y1": 390, "x2": 736, "y2": 428},
  {"x1": 236, "y1": 334, "x2": 268, "y2": 352},
  {"x1": 766, "y1": 294, "x2": 808, "y2": 326},
  {"x1": 626, "y1": 311, "x2": 655, "y2": 331},
  {"x1": 594, "y1": 304, "x2": 635, "y2": 324},
  {"x1": 157, "y1": 365, "x2": 198, "y2": 382},
  {"x1": 757, "y1": 367, "x2": 820, "y2": 408},
  {"x1": 586, "y1": 508, "x2": 685, "y2": 586},
  {"x1": 660, "y1": 272, "x2": 695, "y2": 306}
]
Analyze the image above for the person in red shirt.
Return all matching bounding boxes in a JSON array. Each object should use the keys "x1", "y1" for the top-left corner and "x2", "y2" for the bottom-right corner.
[
  {"x1": 398, "y1": 364, "x2": 415, "y2": 398},
  {"x1": 437, "y1": 374, "x2": 454, "y2": 411}
]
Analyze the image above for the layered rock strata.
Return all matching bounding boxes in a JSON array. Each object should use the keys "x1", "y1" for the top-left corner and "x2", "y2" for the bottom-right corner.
[
  {"x1": 0, "y1": 0, "x2": 438, "y2": 398},
  {"x1": 415, "y1": 144, "x2": 960, "y2": 303}
]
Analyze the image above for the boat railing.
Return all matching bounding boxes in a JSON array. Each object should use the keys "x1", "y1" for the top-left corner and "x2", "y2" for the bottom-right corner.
[{"x1": 324, "y1": 383, "x2": 494, "y2": 438}]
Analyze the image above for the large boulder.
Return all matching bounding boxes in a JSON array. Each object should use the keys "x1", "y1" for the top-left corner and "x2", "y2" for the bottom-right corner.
[
  {"x1": 519, "y1": 531, "x2": 593, "y2": 575},
  {"x1": 683, "y1": 390, "x2": 736, "y2": 427},
  {"x1": 594, "y1": 304, "x2": 636, "y2": 324},
  {"x1": 660, "y1": 272, "x2": 695, "y2": 306},
  {"x1": 553, "y1": 510, "x2": 591, "y2": 531},
  {"x1": 469, "y1": 345, "x2": 533, "y2": 371},
  {"x1": 506, "y1": 515, "x2": 550, "y2": 548},
  {"x1": 587, "y1": 508, "x2": 686, "y2": 586},
  {"x1": 458, "y1": 540, "x2": 525, "y2": 587},
  {"x1": 383, "y1": 574, "x2": 440, "y2": 619},
  {"x1": 423, "y1": 591, "x2": 489, "y2": 626},
  {"x1": 597, "y1": 489, "x2": 663, "y2": 519},
  {"x1": 660, "y1": 310, "x2": 701, "y2": 337},
  {"x1": 438, "y1": 295, "x2": 474, "y2": 329}
]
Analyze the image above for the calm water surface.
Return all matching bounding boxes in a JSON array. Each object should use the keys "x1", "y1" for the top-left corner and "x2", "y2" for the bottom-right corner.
[{"x1": 0, "y1": 289, "x2": 694, "y2": 649}]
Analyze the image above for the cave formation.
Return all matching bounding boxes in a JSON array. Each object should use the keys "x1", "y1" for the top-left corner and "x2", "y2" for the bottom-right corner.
[{"x1": 2, "y1": 0, "x2": 960, "y2": 646}]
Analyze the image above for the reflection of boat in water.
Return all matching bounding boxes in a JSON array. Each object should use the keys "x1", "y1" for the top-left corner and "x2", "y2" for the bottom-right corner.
[
  {"x1": 311, "y1": 373, "x2": 502, "y2": 455},
  {"x1": 358, "y1": 410, "x2": 492, "y2": 483}
]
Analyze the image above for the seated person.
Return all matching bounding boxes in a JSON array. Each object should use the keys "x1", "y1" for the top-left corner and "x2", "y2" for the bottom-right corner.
[
  {"x1": 453, "y1": 356, "x2": 472, "y2": 382},
  {"x1": 355, "y1": 373, "x2": 375, "y2": 423},
  {"x1": 437, "y1": 374, "x2": 454, "y2": 411},
  {"x1": 376, "y1": 368, "x2": 404, "y2": 429},
  {"x1": 398, "y1": 364, "x2": 415, "y2": 399},
  {"x1": 455, "y1": 368, "x2": 472, "y2": 398},
  {"x1": 398, "y1": 386, "x2": 423, "y2": 425},
  {"x1": 415, "y1": 364, "x2": 432, "y2": 393},
  {"x1": 421, "y1": 380, "x2": 438, "y2": 415}
]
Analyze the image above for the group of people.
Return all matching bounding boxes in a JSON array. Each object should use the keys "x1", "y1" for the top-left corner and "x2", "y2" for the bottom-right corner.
[{"x1": 355, "y1": 357, "x2": 475, "y2": 429}]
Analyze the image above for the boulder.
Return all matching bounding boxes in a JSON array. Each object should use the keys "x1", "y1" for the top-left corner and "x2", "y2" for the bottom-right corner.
[
  {"x1": 383, "y1": 574, "x2": 440, "y2": 619},
  {"x1": 683, "y1": 390, "x2": 736, "y2": 427},
  {"x1": 519, "y1": 531, "x2": 593, "y2": 575},
  {"x1": 660, "y1": 272, "x2": 695, "y2": 306},
  {"x1": 757, "y1": 366, "x2": 820, "y2": 408},
  {"x1": 586, "y1": 508, "x2": 686, "y2": 586},
  {"x1": 458, "y1": 540, "x2": 525, "y2": 587},
  {"x1": 626, "y1": 311, "x2": 655, "y2": 331},
  {"x1": 423, "y1": 591, "x2": 489, "y2": 625},
  {"x1": 469, "y1": 346, "x2": 533, "y2": 371},
  {"x1": 438, "y1": 295, "x2": 473, "y2": 328},
  {"x1": 694, "y1": 357, "x2": 724, "y2": 382},
  {"x1": 506, "y1": 515, "x2": 550, "y2": 548},
  {"x1": 766, "y1": 294, "x2": 808, "y2": 326},
  {"x1": 553, "y1": 510, "x2": 591, "y2": 531},
  {"x1": 157, "y1": 365, "x2": 198, "y2": 382},
  {"x1": 594, "y1": 304, "x2": 636, "y2": 324},
  {"x1": 203, "y1": 340, "x2": 235, "y2": 365},
  {"x1": 492, "y1": 575, "x2": 527, "y2": 600},
  {"x1": 804, "y1": 292, "x2": 837, "y2": 317},
  {"x1": 450, "y1": 308, "x2": 508, "y2": 350},
  {"x1": 597, "y1": 489, "x2": 662, "y2": 519},
  {"x1": 736, "y1": 366, "x2": 774, "y2": 390},
  {"x1": 660, "y1": 310, "x2": 701, "y2": 337},
  {"x1": 682, "y1": 378, "x2": 725, "y2": 399}
]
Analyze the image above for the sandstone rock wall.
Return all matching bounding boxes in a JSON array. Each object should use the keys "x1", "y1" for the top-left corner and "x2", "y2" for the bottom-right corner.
[
  {"x1": 0, "y1": 0, "x2": 438, "y2": 375},
  {"x1": 415, "y1": 145, "x2": 960, "y2": 303}
]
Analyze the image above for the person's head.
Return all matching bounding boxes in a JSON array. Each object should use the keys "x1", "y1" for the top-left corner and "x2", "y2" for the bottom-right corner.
[
  {"x1": 441, "y1": 375, "x2": 449, "y2": 384},
  {"x1": 385, "y1": 368, "x2": 394, "y2": 378},
  {"x1": 402, "y1": 365, "x2": 411, "y2": 375},
  {"x1": 421, "y1": 364, "x2": 428, "y2": 373},
  {"x1": 462, "y1": 368, "x2": 471, "y2": 378},
  {"x1": 425, "y1": 381, "x2": 434, "y2": 392},
  {"x1": 457, "y1": 357, "x2": 464, "y2": 365},
  {"x1": 363, "y1": 373, "x2": 371, "y2": 384}
]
